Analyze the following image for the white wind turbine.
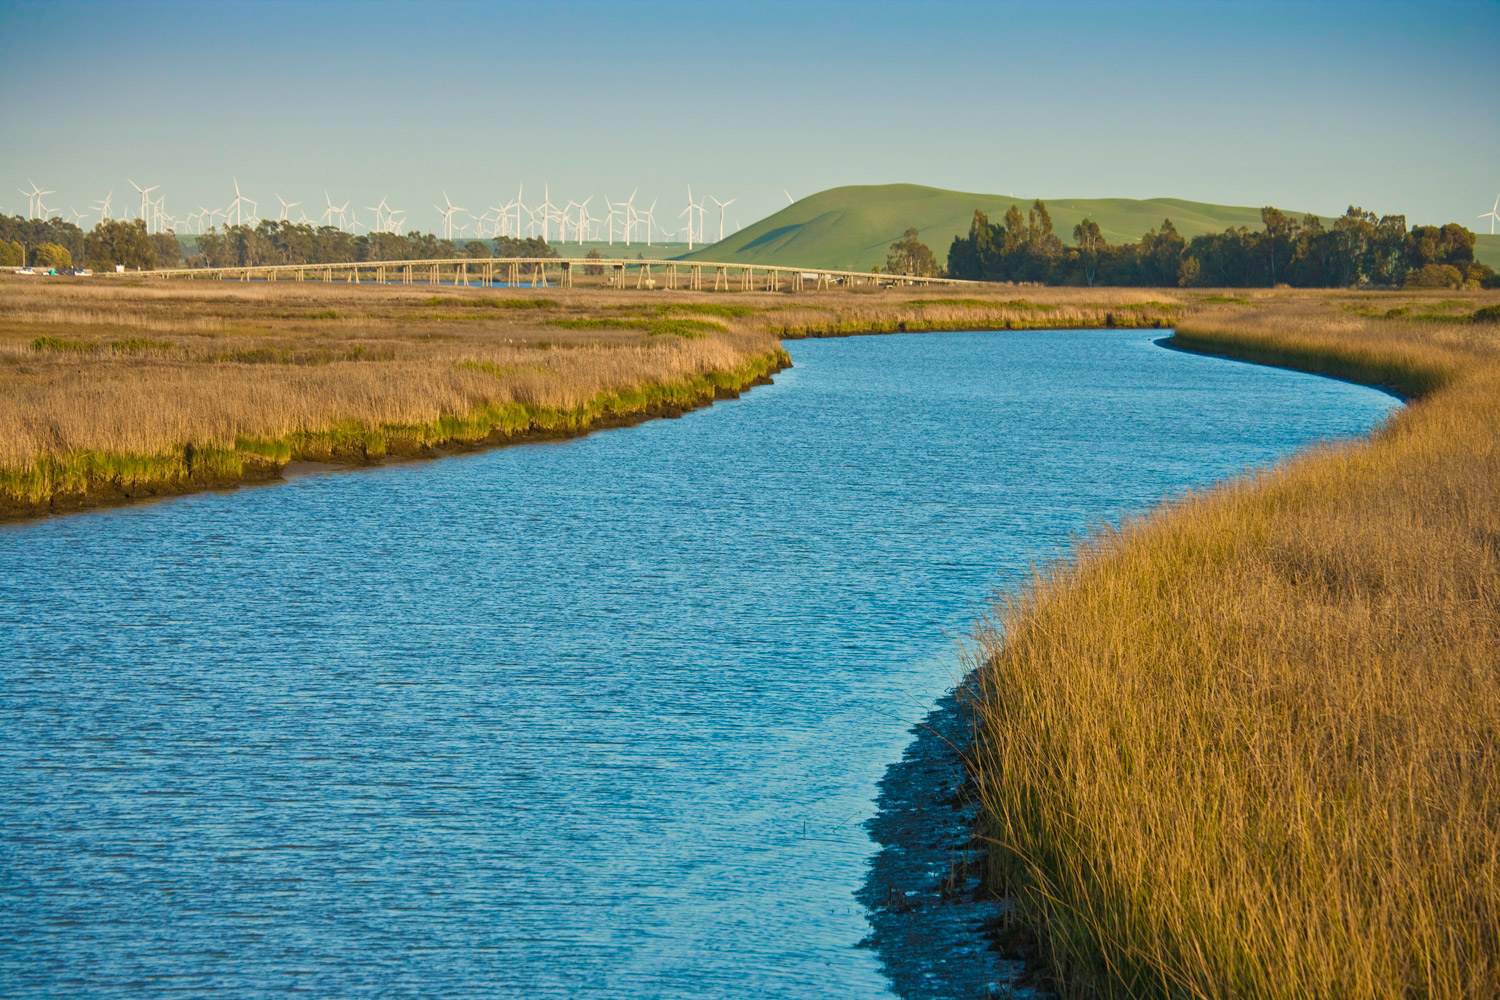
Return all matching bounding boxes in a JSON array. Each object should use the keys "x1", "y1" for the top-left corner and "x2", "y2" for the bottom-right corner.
[
  {"x1": 92, "y1": 191, "x2": 114, "y2": 223},
  {"x1": 1480, "y1": 192, "x2": 1500, "y2": 236},
  {"x1": 784, "y1": 189, "x2": 795, "y2": 204},
  {"x1": 495, "y1": 197, "x2": 519, "y2": 239},
  {"x1": 435, "y1": 191, "x2": 464, "y2": 240},
  {"x1": 640, "y1": 199, "x2": 658, "y2": 246},
  {"x1": 533, "y1": 184, "x2": 560, "y2": 242},
  {"x1": 275, "y1": 194, "x2": 301, "y2": 223},
  {"x1": 226, "y1": 179, "x2": 257, "y2": 227},
  {"x1": 615, "y1": 188, "x2": 640, "y2": 246},
  {"x1": 508, "y1": 184, "x2": 526, "y2": 239},
  {"x1": 128, "y1": 179, "x2": 160, "y2": 231},
  {"x1": 679, "y1": 184, "x2": 707, "y2": 250},
  {"x1": 365, "y1": 197, "x2": 389, "y2": 233},
  {"x1": 67, "y1": 207, "x2": 88, "y2": 227},
  {"x1": 17, "y1": 181, "x2": 41, "y2": 218},
  {"x1": 19, "y1": 180, "x2": 55, "y2": 220},
  {"x1": 710, "y1": 195, "x2": 736, "y2": 242},
  {"x1": 320, "y1": 191, "x2": 342, "y2": 228},
  {"x1": 575, "y1": 196, "x2": 594, "y2": 245},
  {"x1": 606, "y1": 198, "x2": 623, "y2": 245}
]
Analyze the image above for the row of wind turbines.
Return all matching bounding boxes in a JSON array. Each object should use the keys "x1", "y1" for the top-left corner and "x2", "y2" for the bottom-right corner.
[{"x1": 14, "y1": 178, "x2": 796, "y2": 247}]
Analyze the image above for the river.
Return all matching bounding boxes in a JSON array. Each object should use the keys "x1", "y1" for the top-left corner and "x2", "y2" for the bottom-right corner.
[{"x1": 0, "y1": 330, "x2": 1398, "y2": 998}]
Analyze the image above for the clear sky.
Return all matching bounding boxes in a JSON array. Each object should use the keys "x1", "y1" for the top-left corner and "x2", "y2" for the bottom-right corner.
[{"x1": 2, "y1": 0, "x2": 1497, "y2": 236}]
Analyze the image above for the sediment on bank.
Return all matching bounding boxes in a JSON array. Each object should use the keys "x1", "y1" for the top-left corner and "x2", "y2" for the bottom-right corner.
[{"x1": 967, "y1": 296, "x2": 1500, "y2": 999}]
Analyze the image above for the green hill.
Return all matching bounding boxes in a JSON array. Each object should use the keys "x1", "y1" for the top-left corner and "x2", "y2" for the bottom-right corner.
[
  {"x1": 681, "y1": 183, "x2": 1500, "y2": 274},
  {"x1": 1476, "y1": 234, "x2": 1500, "y2": 270}
]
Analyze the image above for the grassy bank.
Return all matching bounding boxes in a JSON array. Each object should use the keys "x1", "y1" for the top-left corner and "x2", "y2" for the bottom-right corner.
[
  {"x1": 0, "y1": 280, "x2": 799, "y2": 518},
  {"x1": 0, "y1": 280, "x2": 1184, "y2": 519},
  {"x1": 969, "y1": 291, "x2": 1500, "y2": 997}
]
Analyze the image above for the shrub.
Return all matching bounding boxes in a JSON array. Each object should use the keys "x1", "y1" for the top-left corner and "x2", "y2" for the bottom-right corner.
[
  {"x1": 1405, "y1": 263, "x2": 1463, "y2": 289},
  {"x1": 31, "y1": 243, "x2": 71, "y2": 269}
]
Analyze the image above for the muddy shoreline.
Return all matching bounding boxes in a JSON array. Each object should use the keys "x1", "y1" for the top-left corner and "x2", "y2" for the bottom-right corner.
[{"x1": 858, "y1": 680, "x2": 1050, "y2": 999}]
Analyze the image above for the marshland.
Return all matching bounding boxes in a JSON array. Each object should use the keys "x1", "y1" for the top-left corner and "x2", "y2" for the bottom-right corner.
[{"x1": 2, "y1": 275, "x2": 1498, "y2": 998}]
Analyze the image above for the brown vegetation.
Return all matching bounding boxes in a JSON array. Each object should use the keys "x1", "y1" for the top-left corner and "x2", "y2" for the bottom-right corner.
[{"x1": 970, "y1": 289, "x2": 1500, "y2": 998}]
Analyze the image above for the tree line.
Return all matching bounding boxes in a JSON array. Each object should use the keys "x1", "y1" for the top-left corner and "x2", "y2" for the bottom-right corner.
[
  {"x1": 0, "y1": 215, "x2": 555, "y2": 271},
  {"x1": 943, "y1": 202, "x2": 1497, "y2": 289}
]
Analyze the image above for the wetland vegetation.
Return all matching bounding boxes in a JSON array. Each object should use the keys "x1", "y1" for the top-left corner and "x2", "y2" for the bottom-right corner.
[
  {"x1": 970, "y1": 292, "x2": 1500, "y2": 998},
  {"x1": 3, "y1": 273, "x2": 1498, "y2": 997}
]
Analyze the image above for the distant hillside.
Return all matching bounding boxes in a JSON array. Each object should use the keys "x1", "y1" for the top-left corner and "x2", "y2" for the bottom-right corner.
[
  {"x1": 1476, "y1": 234, "x2": 1500, "y2": 270},
  {"x1": 678, "y1": 185, "x2": 1299, "y2": 272},
  {"x1": 681, "y1": 183, "x2": 1500, "y2": 274}
]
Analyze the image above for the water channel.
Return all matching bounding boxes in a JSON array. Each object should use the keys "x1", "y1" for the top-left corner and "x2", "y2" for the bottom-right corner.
[{"x1": 0, "y1": 330, "x2": 1399, "y2": 998}]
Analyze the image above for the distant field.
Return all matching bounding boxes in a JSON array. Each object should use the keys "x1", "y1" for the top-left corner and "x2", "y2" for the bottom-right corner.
[{"x1": 681, "y1": 183, "x2": 1500, "y2": 274}]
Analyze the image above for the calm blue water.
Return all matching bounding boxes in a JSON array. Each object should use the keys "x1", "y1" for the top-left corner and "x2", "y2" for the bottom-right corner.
[{"x1": 0, "y1": 330, "x2": 1397, "y2": 998}]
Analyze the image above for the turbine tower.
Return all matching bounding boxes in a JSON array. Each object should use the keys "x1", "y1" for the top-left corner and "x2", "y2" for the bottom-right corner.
[
  {"x1": 710, "y1": 195, "x2": 736, "y2": 242},
  {"x1": 226, "y1": 179, "x2": 257, "y2": 227},
  {"x1": 128, "y1": 180, "x2": 160, "y2": 232},
  {"x1": 435, "y1": 191, "x2": 465, "y2": 240}
]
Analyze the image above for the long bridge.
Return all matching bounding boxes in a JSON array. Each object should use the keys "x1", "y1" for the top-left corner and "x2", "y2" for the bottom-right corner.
[{"x1": 108, "y1": 257, "x2": 980, "y2": 292}]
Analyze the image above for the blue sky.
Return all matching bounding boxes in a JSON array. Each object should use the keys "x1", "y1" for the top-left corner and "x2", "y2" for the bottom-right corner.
[{"x1": 2, "y1": 0, "x2": 1497, "y2": 237}]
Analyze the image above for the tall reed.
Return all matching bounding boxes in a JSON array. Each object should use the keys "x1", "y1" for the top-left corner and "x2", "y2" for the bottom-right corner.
[{"x1": 970, "y1": 294, "x2": 1500, "y2": 998}]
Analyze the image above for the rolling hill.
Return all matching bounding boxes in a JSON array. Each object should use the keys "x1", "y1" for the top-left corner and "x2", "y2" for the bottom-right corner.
[{"x1": 680, "y1": 183, "x2": 1500, "y2": 274}]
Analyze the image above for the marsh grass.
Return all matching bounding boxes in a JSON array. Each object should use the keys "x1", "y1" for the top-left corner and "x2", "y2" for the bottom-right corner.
[
  {"x1": 0, "y1": 280, "x2": 795, "y2": 514},
  {"x1": 969, "y1": 290, "x2": 1500, "y2": 999}
]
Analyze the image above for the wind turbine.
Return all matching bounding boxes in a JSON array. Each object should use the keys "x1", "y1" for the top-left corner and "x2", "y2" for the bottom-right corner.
[
  {"x1": 366, "y1": 198, "x2": 389, "y2": 233},
  {"x1": 321, "y1": 191, "x2": 341, "y2": 228},
  {"x1": 784, "y1": 189, "x2": 795, "y2": 204},
  {"x1": 19, "y1": 180, "x2": 54, "y2": 220},
  {"x1": 435, "y1": 191, "x2": 464, "y2": 240},
  {"x1": 710, "y1": 195, "x2": 736, "y2": 242},
  {"x1": 641, "y1": 199, "x2": 657, "y2": 246},
  {"x1": 67, "y1": 207, "x2": 88, "y2": 227},
  {"x1": 18, "y1": 180, "x2": 42, "y2": 219},
  {"x1": 1480, "y1": 193, "x2": 1500, "y2": 236},
  {"x1": 680, "y1": 184, "x2": 707, "y2": 249},
  {"x1": 615, "y1": 188, "x2": 639, "y2": 246},
  {"x1": 128, "y1": 180, "x2": 160, "y2": 231},
  {"x1": 606, "y1": 198, "x2": 623, "y2": 246},
  {"x1": 575, "y1": 196, "x2": 594, "y2": 245},
  {"x1": 533, "y1": 184, "x2": 560, "y2": 242},
  {"x1": 275, "y1": 194, "x2": 301, "y2": 223},
  {"x1": 226, "y1": 179, "x2": 256, "y2": 227},
  {"x1": 92, "y1": 191, "x2": 114, "y2": 223}
]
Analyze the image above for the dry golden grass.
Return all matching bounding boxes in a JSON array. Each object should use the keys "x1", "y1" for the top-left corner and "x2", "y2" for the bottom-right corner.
[
  {"x1": 970, "y1": 289, "x2": 1500, "y2": 998},
  {"x1": 0, "y1": 278, "x2": 801, "y2": 514}
]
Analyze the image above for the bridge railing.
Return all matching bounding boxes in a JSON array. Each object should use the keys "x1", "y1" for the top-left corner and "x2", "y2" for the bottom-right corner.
[{"x1": 103, "y1": 257, "x2": 980, "y2": 292}]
